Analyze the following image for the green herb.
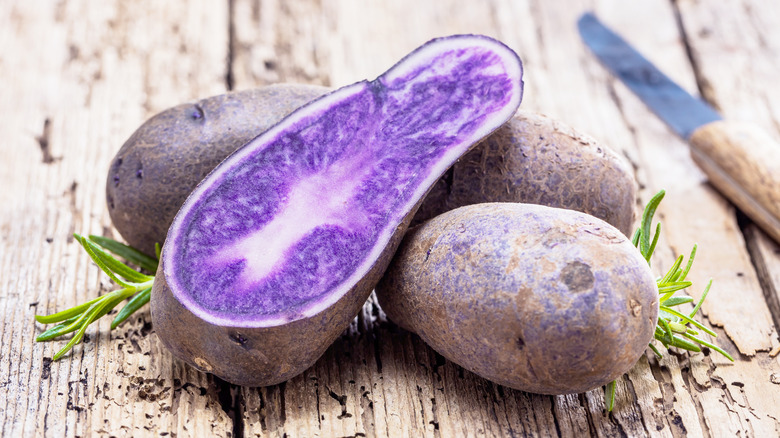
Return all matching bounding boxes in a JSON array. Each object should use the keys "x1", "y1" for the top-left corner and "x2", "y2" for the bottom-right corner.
[
  {"x1": 34, "y1": 234, "x2": 157, "y2": 360},
  {"x1": 605, "y1": 190, "x2": 734, "y2": 412}
]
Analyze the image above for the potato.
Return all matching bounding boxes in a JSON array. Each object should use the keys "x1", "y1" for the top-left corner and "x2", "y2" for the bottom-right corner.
[
  {"x1": 106, "y1": 84, "x2": 329, "y2": 255},
  {"x1": 413, "y1": 112, "x2": 637, "y2": 236},
  {"x1": 376, "y1": 203, "x2": 658, "y2": 394},
  {"x1": 151, "y1": 35, "x2": 524, "y2": 386}
]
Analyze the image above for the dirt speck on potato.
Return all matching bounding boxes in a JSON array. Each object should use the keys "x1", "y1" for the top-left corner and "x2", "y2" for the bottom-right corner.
[
  {"x1": 629, "y1": 299, "x2": 643, "y2": 317},
  {"x1": 193, "y1": 357, "x2": 213, "y2": 372},
  {"x1": 560, "y1": 261, "x2": 594, "y2": 293}
]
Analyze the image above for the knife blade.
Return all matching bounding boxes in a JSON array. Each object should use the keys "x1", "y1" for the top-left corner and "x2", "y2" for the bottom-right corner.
[{"x1": 578, "y1": 12, "x2": 780, "y2": 244}]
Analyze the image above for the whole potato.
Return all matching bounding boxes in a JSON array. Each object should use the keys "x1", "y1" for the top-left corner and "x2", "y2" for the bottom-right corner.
[
  {"x1": 376, "y1": 203, "x2": 658, "y2": 395},
  {"x1": 106, "y1": 84, "x2": 328, "y2": 255},
  {"x1": 413, "y1": 112, "x2": 637, "y2": 236}
]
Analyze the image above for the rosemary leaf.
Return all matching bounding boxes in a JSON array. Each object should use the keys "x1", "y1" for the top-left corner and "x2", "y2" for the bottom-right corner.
[
  {"x1": 658, "y1": 318, "x2": 674, "y2": 342},
  {"x1": 36, "y1": 316, "x2": 80, "y2": 341},
  {"x1": 682, "y1": 333, "x2": 734, "y2": 362},
  {"x1": 678, "y1": 245, "x2": 698, "y2": 282},
  {"x1": 661, "y1": 296, "x2": 694, "y2": 307},
  {"x1": 689, "y1": 279, "x2": 712, "y2": 319},
  {"x1": 648, "y1": 343, "x2": 663, "y2": 359},
  {"x1": 660, "y1": 255, "x2": 684, "y2": 285},
  {"x1": 75, "y1": 234, "x2": 132, "y2": 288},
  {"x1": 35, "y1": 294, "x2": 104, "y2": 324},
  {"x1": 639, "y1": 190, "x2": 665, "y2": 259},
  {"x1": 662, "y1": 306, "x2": 717, "y2": 337},
  {"x1": 83, "y1": 238, "x2": 153, "y2": 284},
  {"x1": 645, "y1": 222, "x2": 661, "y2": 264},
  {"x1": 112, "y1": 287, "x2": 152, "y2": 329},
  {"x1": 605, "y1": 380, "x2": 617, "y2": 412},
  {"x1": 657, "y1": 281, "x2": 693, "y2": 294},
  {"x1": 90, "y1": 234, "x2": 159, "y2": 273},
  {"x1": 668, "y1": 335, "x2": 701, "y2": 352}
]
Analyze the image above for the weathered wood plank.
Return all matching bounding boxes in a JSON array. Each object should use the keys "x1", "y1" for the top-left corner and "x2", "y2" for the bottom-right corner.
[
  {"x1": 677, "y1": 0, "x2": 780, "y2": 341},
  {"x1": 591, "y1": 0, "x2": 780, "y2": 436},
  {"x1": 2, "y1": 0, "x2": 779, "y2": 437},
  {"x1": 674, "y1": 1, "x2": 780, "y2": 434},
  {"x1": 0, "y1": 0, "x2": 235, "y2": 436}
]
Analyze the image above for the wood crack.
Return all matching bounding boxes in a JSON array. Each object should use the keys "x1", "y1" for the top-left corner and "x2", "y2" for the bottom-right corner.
[
  {"x1": 36, "y1": 118, "x2": 60, "y2": 164},
  {"x1": 670, "y1": 0, "x2": 720, "y2": 111},
  {"x1": 576, "y1": 393, "x2": 595, "y2": 437},
  {"x1": 226, "y1": 0, "x2": 235, "y2": 90},
  {"x1": 741, "y1": 222, "x2": 780, "y2": 335},
  {"x1": 214, "y1": 378, "x2": 242, "y2": 438},
  {"x1": 327, "y1": 385, "x2": 352, "y2": 420}
]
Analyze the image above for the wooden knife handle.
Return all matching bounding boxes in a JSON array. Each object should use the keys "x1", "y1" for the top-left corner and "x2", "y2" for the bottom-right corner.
[{"x1": 689, "y1": 120, "x2": 780, "y2": 243}]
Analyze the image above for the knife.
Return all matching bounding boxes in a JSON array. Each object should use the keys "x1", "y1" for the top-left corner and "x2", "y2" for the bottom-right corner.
[{"x1": 578, "y1": 12, "x2": 780, "y2": 244}]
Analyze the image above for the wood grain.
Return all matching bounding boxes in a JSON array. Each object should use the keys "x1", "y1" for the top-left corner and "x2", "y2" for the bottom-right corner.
[
  {"x1": 2, "y1": 0, "x2": 779, "y2": 437},
  {"x1": 0, "y1": 0, "x2": 233, "y2": 436}
]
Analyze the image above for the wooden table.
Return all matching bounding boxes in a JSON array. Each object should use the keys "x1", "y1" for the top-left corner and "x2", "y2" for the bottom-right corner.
[{"x1": 2, "y1": 1, "x2": 779, "y2": 436}]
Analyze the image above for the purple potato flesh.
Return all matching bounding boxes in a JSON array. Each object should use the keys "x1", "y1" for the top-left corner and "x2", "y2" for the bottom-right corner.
[{"x1": 152, "y1": 35, "x2": 524, "y2": 386}]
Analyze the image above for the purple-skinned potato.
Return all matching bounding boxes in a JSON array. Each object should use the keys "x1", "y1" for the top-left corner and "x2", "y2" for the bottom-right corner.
[{"x1": 377, "y1": 203, "x2": 658, "y2": 395}]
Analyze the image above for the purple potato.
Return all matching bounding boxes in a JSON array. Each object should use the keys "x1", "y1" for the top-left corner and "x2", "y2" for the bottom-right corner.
[
  {"x1": 151, "y1": 35, "x2": 524, "y2": 386},
  {"x1": 413, "y1": 111, "x2": 637, "y2": 236},
  {"x1": 376, "y1": 203, "x2": 658, "y2": 395},
  {"x1": 107, "y1": 84, "x2": 329, "y2": 255}
]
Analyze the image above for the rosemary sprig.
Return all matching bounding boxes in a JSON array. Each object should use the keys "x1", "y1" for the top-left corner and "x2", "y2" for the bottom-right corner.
[
  {"x1": 35, "y1": 234, "x2": 157, "y2": 360},
  {"x1": 605, "y1": 190, "x2": 734, "y2": 412}
]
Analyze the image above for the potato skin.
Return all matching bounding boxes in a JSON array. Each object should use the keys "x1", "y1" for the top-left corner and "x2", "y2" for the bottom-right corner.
[
  {"x1": 152, "y1": 255, "x2": 376, "y2": 387},
  {"x1": 413, "y1": 112, "x2": 637, "y2": 236},
  {"x1": 106, "y1": 84, "x2": 328, "y2": 255},
  {"x1": 377, "y1": 203, "x2": 658, "y2": 395}
]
